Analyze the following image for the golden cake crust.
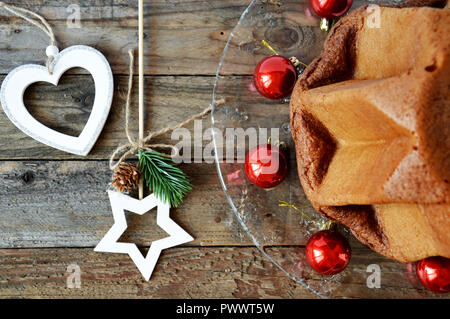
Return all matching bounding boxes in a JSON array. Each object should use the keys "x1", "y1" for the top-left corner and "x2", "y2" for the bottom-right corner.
[{"x1": 290, "y1": 1, "x2": 450, "y2": 262}]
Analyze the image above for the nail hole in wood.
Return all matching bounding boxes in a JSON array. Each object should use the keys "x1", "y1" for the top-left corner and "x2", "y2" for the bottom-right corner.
[{"x1": 21, "y1": 171, "x2": 35, "y2": 184}]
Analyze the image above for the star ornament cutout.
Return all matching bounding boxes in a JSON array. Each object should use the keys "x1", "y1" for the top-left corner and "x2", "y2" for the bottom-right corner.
[{"x1": 95, "y1": 190, "x2": 194, "y2": 281}]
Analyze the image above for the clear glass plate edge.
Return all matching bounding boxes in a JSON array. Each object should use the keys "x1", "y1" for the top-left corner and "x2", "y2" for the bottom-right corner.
[{"x1": 210, "y1": 0, "x2": 326, "y2": 298}]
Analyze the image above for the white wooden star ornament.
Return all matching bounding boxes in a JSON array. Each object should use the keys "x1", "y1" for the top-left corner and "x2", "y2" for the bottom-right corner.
[
  {"x1": 96, "y1": 1, "x2": 194, "y2": 280},
  {"x1": 95, "y1": 191, "x2": 194, "y2": 281}
]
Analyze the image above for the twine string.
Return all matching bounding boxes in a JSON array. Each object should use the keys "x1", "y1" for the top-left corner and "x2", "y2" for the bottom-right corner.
[
  {"x1": 109, "y1": 49, "x2": 225, "y2": 170},
  {"x1": 0, "y1": 2, "x2": 56, "y2": 74}
]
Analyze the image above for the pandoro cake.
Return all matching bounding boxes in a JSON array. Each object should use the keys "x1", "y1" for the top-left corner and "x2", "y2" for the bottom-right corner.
[{"x1": 290, "y1": 1, "x2": 450, "y2": 262}]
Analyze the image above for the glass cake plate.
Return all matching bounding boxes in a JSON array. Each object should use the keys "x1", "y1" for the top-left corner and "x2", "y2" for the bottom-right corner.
[{"x1": 211, "y1": 0, "x2": 448, "y2": 298}]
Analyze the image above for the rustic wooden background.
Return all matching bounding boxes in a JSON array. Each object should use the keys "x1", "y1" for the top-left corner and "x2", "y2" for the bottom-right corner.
[{"x1": 0, "y1": 0, "x2": 444, "y2": 299}]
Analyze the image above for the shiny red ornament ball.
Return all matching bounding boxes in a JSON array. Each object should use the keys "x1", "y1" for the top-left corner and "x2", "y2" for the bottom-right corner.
[
  {"x1": 306, "y1": 230, "x2": 351, "y2": 275},
  {"x1": 253, "y1": 55, "x2": 297, "y2": 100},
  {"x1": 244, "y1": 144, "x2": 288, "y2": 188},
  {"x1": 309, "y1": 0, "x2": 353, "y2": 19},
  {"x1": 416, "y1": 256, "x2": 450, "y2": 293}
]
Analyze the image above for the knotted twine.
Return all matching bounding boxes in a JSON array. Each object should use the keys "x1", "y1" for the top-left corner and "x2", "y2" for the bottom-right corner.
[
  {"x1": 109, "y1": 49, "x2": 225, "y2": 171},
  {"x1": 0, "y1": 2, "x2": 57, "y2": 74}
]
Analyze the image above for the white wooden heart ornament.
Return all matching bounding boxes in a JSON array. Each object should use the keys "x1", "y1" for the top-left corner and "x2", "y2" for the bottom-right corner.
[{"x1": 0, "y1": 45, "x2": 114, "y2": 156}]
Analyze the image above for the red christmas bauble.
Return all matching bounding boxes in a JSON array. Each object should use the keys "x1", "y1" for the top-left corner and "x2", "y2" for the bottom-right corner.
[
  {"x1": 309, "y1": 0, "x2": 353, "y2": 19},
  {"x1": 244, "y1": 144, "x2": 288, "y2": 188},
  {"x1": 306, "y1": 230, "x2": 351, "y2": 275},
  {"x1": 416, "y1": 257, "x2": 450, "y2": 293},
  {"x1": 253, "y1": 55, "x2": 297, "y2": 99}
]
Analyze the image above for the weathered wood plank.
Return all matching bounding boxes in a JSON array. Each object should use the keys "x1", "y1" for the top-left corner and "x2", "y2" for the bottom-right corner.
[
  {"x1": 0, "y1": 247, "x2": 316, "y2": 298},
  {"x1": 0, "y1": 0, "x2": 250, "y2": 75},
  {"x1": 0, "y1": 74, "x2": 295, "y2": 160},
  {"x1": 0, "y1": 161, "x2": 245, "y2": 247},
  {"x1": 0, "y1": 247, "x2": 442, "y2": 299},
  {"x1": 0, "y1": 0, "x2": 346, "y2": 76},
  {"x1": 0, "y1": 160, "x2": 361, "y2": 248},
  {"x1": 0, "y1": 74, "x2": 217, "y2": 160}
]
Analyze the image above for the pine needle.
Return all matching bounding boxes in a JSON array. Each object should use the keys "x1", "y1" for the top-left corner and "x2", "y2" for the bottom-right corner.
[{"x1": 138, "y1": 149, "x2": 192, "y2": 207}]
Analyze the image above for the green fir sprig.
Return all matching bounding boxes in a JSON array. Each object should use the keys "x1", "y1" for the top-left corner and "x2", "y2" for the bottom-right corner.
[{"x1": 138, "y1": 149, "x2": 192, "y2": 207}]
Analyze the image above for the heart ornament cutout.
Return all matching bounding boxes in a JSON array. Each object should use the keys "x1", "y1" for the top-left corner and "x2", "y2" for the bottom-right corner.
[{"x1": 0, "y1": 45, "x2": 114, "y2": 156}]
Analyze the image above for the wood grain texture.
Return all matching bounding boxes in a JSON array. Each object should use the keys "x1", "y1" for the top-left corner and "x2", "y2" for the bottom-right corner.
[
  {"x1": 0, "y1": 0, "x2": 249, "y2": 75},
  {"x1": 0, "y1": 74, "x2": 216, "y2": 160},
  {"x1": 0, "y1": 159, "x2": 363, "y2": 248},
  {"x1": 0, "y1": 247, "x2": 441, "y2": 299},
  {"x1": 0, "y1": 0, "x2": 349, "y2": 76},
  {"x1": 0, "y1": 161, "x2": 245, "y2": 247},
  {"x1": 0, "y1": 74, "x2": 296, "y2": 160}
]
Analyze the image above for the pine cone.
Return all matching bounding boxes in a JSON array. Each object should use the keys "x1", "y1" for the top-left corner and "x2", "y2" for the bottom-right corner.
[{"x1": 112, "y1": 163, "x2": 141, "y2": 193}]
